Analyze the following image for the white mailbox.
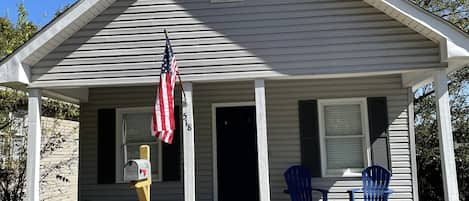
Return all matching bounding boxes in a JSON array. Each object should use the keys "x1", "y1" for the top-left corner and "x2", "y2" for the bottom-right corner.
[{"x1": 124, "y1": 159, "x2": 151, "y2": 182}]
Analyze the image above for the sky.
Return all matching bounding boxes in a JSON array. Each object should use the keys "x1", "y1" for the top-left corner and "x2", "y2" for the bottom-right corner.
[{"x1": 1, "y1": 0, "x2": 77, "y2": 27}]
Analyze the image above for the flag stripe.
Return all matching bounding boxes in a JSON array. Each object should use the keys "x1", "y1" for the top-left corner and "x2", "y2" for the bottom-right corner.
[{"x1": 161, "y1": 73, "x2": 169, "y2": 141}]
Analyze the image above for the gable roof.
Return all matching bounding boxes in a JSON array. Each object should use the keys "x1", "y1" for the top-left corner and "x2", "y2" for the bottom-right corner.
[{"x1": 1, "y1": 0, "x2": 468, "y2": 86}]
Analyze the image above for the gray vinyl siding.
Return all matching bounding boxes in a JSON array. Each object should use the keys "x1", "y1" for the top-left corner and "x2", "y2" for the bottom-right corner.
[
  {"x1": 267, "y1": 75, "x2": 413, "y2": 201},
  {"x1": 79, "y1": 87, "x2": 184, "y2": 201},
  {"x1": 79, "y1": 74, "x2": 415, "y2": 201},
  {"x1": 32, "y1": 0, "x2": 441, "y2": 87},
  {"x1": 21, "y1": 0, "x2": 116, "y2": 66}
]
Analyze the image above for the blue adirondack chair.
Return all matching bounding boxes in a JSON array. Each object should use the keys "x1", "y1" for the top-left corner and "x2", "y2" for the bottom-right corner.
[
  {"x1": 284, "y1": 165, "x2": 328, "y2": 201},
  {"x1": 348, "y1": 165, "x2": 394, "y2": 201}
]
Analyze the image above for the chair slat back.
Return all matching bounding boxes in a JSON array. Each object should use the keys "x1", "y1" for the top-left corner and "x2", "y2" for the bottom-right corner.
[
  {"x1": 284, "y1": 165, "x2": 313, "y2": 201},
  {"x1": 362, "y1": 165, "x2": 392, "y2": 201}
]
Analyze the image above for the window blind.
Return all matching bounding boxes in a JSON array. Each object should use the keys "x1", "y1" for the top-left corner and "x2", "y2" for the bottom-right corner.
[
  {"x1": 324, "y1": 105, "x2": 362, "y2": 136},
  {"x1": 122, "y1": 112, "x2": 161, "y2": 180},
  {"x1": 324, "y1": 104, "x2": 364, "y2": 170}
]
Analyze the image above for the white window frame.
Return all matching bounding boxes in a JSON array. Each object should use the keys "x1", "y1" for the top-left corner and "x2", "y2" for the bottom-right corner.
[
  {"x1": 318, "y1": 98, "x2": 371, "y2": 177},
  {"x1": 115, "y1": 107, "x2": 163, "y2": 183}
]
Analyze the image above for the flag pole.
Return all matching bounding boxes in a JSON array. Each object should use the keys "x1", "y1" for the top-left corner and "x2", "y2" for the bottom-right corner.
[
  {"x1": 164, "y1": 29, "x2": 187, "y2": 104},
  {"x1": 178, "y1": 73, "x2": 187, "y2": 104}
]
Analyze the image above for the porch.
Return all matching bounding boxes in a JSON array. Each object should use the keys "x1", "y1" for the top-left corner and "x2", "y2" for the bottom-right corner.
[{"x1": 28, "y1": 74, "x2": 441, "y2": 201}]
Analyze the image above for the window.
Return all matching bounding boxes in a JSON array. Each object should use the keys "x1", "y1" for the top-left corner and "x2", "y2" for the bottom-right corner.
[
  {"x1": 116, "y1": 107, "x2": 162, "y2": 182},
  {"x1": 318, "y1": 98, "x2": 371, "y2": 177}
]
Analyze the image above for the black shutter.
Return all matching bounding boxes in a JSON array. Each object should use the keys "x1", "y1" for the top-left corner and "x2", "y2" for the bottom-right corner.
[
  {"x1": 298, "y1": 100, "x2": 322, "y2": 177},
  {"x1": 163, "y1": 106, "x2": 181, "y2": 181},
  {"x1": 97, "y1": 109, "x2": 116, "y2": 184},
  {"x1": 367, "y1": 97, "x2": 391, "y2": 170}
]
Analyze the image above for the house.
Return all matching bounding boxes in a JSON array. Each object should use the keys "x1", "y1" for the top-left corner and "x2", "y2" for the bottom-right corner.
[{"x1": 1, "y1": 0, "x2": 468, "y2": 201}]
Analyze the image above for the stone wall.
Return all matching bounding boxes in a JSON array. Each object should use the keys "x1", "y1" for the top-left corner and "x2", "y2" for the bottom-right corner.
[{"x1": 40, "y1": 117, "x2": 79, "y2": 201}]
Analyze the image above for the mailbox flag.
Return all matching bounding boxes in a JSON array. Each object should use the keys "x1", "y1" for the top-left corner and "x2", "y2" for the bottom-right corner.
[{"x1": 151, "y1": 30, "x2": 179, "y2": 144}]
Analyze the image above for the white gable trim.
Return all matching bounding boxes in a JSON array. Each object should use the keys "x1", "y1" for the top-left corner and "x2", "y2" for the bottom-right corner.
[
  {"x1": 364, "y1": 0, "x2": 469, "y2": 72},
  {"x1": 0, "y1": 0, "x2": 115, "y2": 85},
  {"x1": 0, "y1": 57, "x2": 30, "y2": 85}
]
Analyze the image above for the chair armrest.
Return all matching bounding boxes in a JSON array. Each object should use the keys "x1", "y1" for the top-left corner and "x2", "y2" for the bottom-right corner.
[
  {"x1": 384, "y1": 189, "x2": 394, "y2": 195},
  {"x1": 284, "y1": 189, "x2": 328, "y2": 194},
  {"x1": 347, "y1": 188, "x2": 393, "y2": 201},
  {"x1": 312, "y1": 188, "x2": 329, "y2": 194},
  {"x1": 347, "y1": 188, "x2": 362, "y2": 193},
  {"x1": 312, "y1": 188, "x2": 329, "y2": 201}
]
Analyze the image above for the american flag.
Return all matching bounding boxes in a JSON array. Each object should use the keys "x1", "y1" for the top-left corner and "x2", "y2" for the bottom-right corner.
[{"x1": 151, "y1": 31, "x2": 179, "y2": 144}]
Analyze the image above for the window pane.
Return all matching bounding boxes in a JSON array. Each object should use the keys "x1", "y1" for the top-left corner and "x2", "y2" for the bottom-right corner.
[
  {"x1": 326, "y1": 138, "x2": 364, "y2": 169},
  {"x1": 324, "y1": 104, "x2": 362, "y2": 136},
  {"x1": 126, "y1": 144, "x2": 160, "y2": 179},
  {"x1": 124, "y1": 112, "x2": 153, "y2": 143}
]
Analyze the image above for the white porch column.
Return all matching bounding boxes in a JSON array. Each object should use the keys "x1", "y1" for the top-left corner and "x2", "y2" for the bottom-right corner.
[
  {"x1": 26, "y1": 89, "x2": 42, "y2": 201},
  {"x1": 254, "y1": 80, "x2": 271, "y2": 201},
  {"x1": 433, "y1": 70, "x2": 459, "y2": 201},
  {"x1": 182, "y1": 82, "x2": 195, "y2": 201}
]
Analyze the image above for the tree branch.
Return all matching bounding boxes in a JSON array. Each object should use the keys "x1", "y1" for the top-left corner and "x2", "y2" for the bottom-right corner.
[
  {"x1": 440, "y1": 9, "x2": 469, "y2": 18},
  {"x1": 0, "y1": 120, "x2": 11, "y2": 130},
  {"x1": 414, "y1": 81, "x2": 452, "y2": 104}
]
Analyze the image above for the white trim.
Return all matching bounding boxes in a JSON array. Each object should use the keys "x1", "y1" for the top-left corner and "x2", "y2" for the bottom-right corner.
[
  {"x1": 254, "y1": 80, "x2": 271, "y2": 201},
  {"x1": 25, "y1": 89, "x2": 41, "y2": 201},
  {"x1": 401, "y1": 69, "x2": 437, "y2": 89},
  {"x1": 182, "y1": 82, "x2": 195, "y2": 201},
  {"x1": 115, "y1": 107, "x2": 163, "y2": 183},
  {"x1": 433, "y1": 70, "x2": 459, "y2": 201},
  {"x1": 0, "y1": 61, "x2": 30, "y2": 85},
  {"x1": 211, "y1": 101, "x2": 255, "y2": 201},
  {"x1": 27, "y1": 68, "x2": 438, "y2": 89},
  {"x1": 42, "y1": 89, "x2": 83, "y2": 104},
  {"x1": 407, "y1": 88, "x2": 420, "y2": 201},
  {"x1": 317, "y1": 98, "x2": 371, "y2": 177}
]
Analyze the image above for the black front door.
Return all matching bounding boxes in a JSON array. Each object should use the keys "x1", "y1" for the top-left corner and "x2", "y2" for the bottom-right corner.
[{"x1": 216, "y1": 106, "x2": 259, "y2": 201}]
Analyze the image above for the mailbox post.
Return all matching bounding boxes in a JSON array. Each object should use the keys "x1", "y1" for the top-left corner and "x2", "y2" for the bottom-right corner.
[{"x1": 125, "y1": 145, "x2": 152, "y2": 201}]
